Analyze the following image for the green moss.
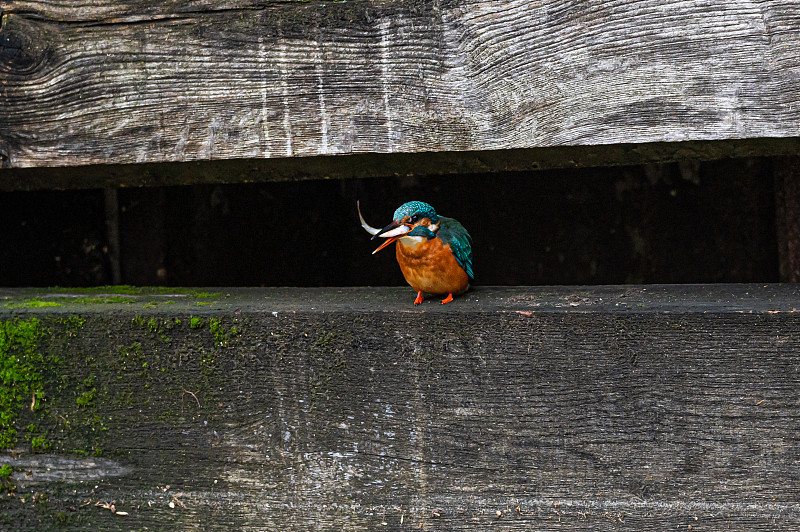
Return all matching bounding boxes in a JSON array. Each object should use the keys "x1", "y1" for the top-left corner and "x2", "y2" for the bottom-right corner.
[
  {"x1": 118, "y1": 343, "x2": 143, "y2": 373},
  {"x1": 72, "y1": 447, "x2": 103, "y2": 458},
  {"x1": 6, "y1": 295, "x2": 145, "y2": 307},
  {"x1": 315, "y1": 331, "x2": 336, "y2": 346},
  {"x1": 57, "y1": 316, "x2": 86, "y2": 337},
  {"x1": 0, "y1": 464, "x2": 13, "y2": 493},
  {"x1": 5, "y1": 300, "x2": 63, "y2": 309},
  {"x1": 76, "y1": 389, "x2": 95, "y2": 407},
  {"x1": 1, "y1": 288, "x2": 227, "y2": 311},
  {"x1": 71, "y1": 296, "x2": 136, "y2": 305},
  {"x1": 209, "y1": 319, "x2": 222, "y2": 339},
  {"x1": 207, "y1": 318, "x2": 242, "y2": 348},
  {"x1": 52, "y1": 285, "x2": 143, "y2": 295},
  {"x1": 157, "y1": 409, "x2": 177, "y2": 422},
  {"x1": 31, "y1": 436, "x2": 50, "y2": 451},
  {"x1": 149, "y1": 318, "x2": 175, "y2": 342},
  {"x1": 192, "y1": 292, "x2": 223, "y2": 299},
  {"x1": 112, "y1": 390, "x2": 134, "y2": 407},
  {"x1": 47, "y1": 286, "x2": 225, "y2": 299},
  {"x1": 0, "y1": 430, "x2": 17, "y2": 449},
  {"x1": 76, "y1": 374, "x2": 96, "y2": 407},
  {"x1": 132, "y1": 317, "x2": 176, "y2": 342},
  {"x1": 0, "y1": 318, "x2": 49, "y2": 449},
  {"x1": 23, "y1": 423, "x2": 51, "y2": 451},
  {"x1": 0, "y1": 308, "x2": 240, "y2": 460}
]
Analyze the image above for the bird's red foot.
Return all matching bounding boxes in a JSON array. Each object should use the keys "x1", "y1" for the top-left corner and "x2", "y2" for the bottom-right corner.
[
  {"x1": 414, "y1": 291, "x2": 425, "y2": 305},
  {"x1": 441, "y1": 293, "x2": 454, "y2": 305}
]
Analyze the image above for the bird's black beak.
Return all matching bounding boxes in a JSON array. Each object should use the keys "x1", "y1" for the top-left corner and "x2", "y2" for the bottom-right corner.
[
  {"x1": 373, "y1": 220, "x2": 402, "y2": 240},
  {"x1": 370, "y1": 220, "x2": 412, "y2": 254}
]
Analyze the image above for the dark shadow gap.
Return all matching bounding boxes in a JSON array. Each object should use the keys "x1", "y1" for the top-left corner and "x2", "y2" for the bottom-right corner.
[{"x1": 0, "y1": 157, "x2": 780, "y2": 287}]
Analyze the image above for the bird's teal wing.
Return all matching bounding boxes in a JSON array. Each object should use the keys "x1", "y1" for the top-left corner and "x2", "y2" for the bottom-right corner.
[{"x1": 437, "y1": 217, "x2": 474, "y2": 280}]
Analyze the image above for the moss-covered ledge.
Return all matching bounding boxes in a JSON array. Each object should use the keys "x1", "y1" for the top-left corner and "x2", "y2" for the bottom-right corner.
[{"x1": 1, "y1": 285, "x2": 799, "y2": 530}]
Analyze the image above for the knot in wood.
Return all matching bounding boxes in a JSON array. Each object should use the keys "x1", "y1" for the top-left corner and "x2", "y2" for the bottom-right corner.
[{"x1": 0, "y1": 15, "x2": 52, "y2": 76}]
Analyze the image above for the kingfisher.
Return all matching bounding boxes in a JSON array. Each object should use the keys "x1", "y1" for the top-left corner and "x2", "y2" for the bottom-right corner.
[{"x1": 358, "y1": 201, "x2": 474, "y2": 305}]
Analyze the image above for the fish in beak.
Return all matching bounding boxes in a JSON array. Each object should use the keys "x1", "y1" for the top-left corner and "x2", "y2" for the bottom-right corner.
[
  {"x1": 357, "y1": 201, "x2": 381, "y2": 236},
  {"x1": 357, "y1": 201, "x2": 410, "y2": 254}
]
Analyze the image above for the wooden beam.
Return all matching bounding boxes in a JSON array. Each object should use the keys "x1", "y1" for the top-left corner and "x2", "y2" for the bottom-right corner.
[
  {"x1": 0, "y1": 138, "x2": 799, "y2": 191},
  {"x1": 1, "y1": 285, "x2": 799, "y2": 529},
  {"x1": 1, "y1": 138, "x2": 798, "y2": 190},
  {"x1": 1, "y1": 1, "x2": 799, "y2": 169}
]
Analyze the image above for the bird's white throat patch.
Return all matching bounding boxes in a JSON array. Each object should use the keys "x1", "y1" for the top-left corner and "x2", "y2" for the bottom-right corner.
[{"x1": 399, "y1": 235, "x2": 426, "y2": 247}]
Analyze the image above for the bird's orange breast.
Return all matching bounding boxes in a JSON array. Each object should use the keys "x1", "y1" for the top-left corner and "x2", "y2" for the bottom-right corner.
[{"x1": 395, "y1": 237, "x2": 470, "y2": 295}]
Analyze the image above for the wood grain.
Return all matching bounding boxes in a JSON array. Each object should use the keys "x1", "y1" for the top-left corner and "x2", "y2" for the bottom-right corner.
[
  {"x1": 1, "y1": 285, "x2": 800, "y2": 529},
  {"x1": 1, "y1": 1, "x2": 799, "y2": 168}
]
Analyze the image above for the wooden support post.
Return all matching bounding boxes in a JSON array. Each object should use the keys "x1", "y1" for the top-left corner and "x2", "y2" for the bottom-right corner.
[
  {"x1": 775, "y1": 156, "x2": 800, "y2": 282},
  {"x1": 103, "y1": 188, "x2": 122, "y2": 285}
]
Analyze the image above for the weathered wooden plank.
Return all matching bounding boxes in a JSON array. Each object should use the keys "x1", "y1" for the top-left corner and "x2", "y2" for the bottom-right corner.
[
  {"x1": 1, "y1": 0, "x2": 799, "y2": 168},
  {"x1": 1, "y1": 137, "x2": 799, "y2": 191},
  {"x1": 1, "y1": 285, "x2": 800, "y2": 530}
]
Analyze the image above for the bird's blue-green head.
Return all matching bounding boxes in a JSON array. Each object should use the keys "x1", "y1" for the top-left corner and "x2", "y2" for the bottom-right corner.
[
  {"x1": 368, "y1": 201, "x2": 441, "y2": 254},
  {"x1": 392, "y1": 201, "x2": 439, "y2": 224}
]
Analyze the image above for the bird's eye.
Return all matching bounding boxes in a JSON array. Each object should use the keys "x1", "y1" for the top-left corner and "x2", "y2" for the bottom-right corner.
[{"x1": 410, "y1": 214, "x2": 419, "y2": 223}]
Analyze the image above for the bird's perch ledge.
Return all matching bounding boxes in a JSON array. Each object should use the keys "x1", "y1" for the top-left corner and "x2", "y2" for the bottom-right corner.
[{"x1": 1, "y1": 285, "x2": 800, "y2": 530}]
